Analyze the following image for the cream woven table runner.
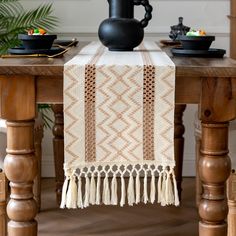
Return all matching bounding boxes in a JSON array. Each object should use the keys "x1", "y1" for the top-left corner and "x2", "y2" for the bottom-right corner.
[{"x1": 61, "y1": 41, "x2": 179, "y2": 209}]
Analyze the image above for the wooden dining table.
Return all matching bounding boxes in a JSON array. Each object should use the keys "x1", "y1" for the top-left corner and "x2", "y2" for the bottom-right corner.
[{"x1": 0, "y1": 42, "x2": 236, "y2": 236}]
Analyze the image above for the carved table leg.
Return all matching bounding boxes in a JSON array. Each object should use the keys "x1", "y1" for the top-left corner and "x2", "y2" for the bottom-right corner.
[
  {"x1": 198, "y1": 77, "x2": 236, "y2": 236},
  {"x1": 5, "y1": 121, "x2": 37, "y2": 236},
  {"x1": 174, "y1": 104, "x2": 186, "y2": 201},
  {"x1": 199, "y1": 123, "x2": 231, "y2": 236},
  {"x1": 0, "y1": 75, "x2": 37, "y2": 236},
  {"x1": 51, "y1": 104, "x2": 64, "y2": 205}
]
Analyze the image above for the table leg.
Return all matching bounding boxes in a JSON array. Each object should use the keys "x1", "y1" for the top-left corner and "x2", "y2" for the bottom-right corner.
[
  {"x1": 198, "y1": 77, "x2": 236, "y2": 236},
  {"x1": 51, "y1": 104, "x2": 64, "y2": 205},
  {"x1": 174, "y1": 104, "x2": 186, "y2": 201},
  {"x1": 198, "y1": 122, "x2": 231, "y2": 236},
  {"x1": 0, "y1": 75, "x2": 37, "y2": 236},
  {"x1": 5, "y1": 120, "x2": 37, "y2": 236}
]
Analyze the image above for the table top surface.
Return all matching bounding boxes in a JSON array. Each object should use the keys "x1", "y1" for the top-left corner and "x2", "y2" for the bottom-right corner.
[{"x1": 1, "y1": 42, "x2": 236, "y2": 78}]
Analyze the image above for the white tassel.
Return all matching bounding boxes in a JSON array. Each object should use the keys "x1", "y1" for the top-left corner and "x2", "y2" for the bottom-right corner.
[
  {"x1": 143, "y1": 171, "x2": 148, "y2": 204},
  {"x1": 66, "y1": 175, "x2": 78, "y2": 208},
  {"x1": 128, "y1": 174, "x2": 135, "y2": 206},
  {"x1": 172, "y1": 172, "x2": 180, "y2": 206},
  {"x1": 96, "y1": 172, "x2": 101, "y2": 205},
  {"x1": 60, "y1": 176, "x2": 69, "y2": 208},
  {"x1": 165, "y1": 173, "x2": 172, "y2": 205},
  {"x1": 157, "y1": 172, "x2": 162, "y2": 203},
  {"x1": 167, "y1": 172, "x2": 174, "y2": 204},
  {"x1": 135, "y1": 172, "x2": 140, "y2": 204},
  {"x1": 90, "y1": 173, "x2": 96, "y2": 205},
  {"x1": 102, "y1": 173, "x2": 111, "y2": 205},
  {"x1": 84, "y1": 175, "x2": 90, "y2": 208},
  {"x1": 77, "y1": 176, "x2": 84, "y2": 209},
  {"x1": 150, "y1": 172, "x2": 156, "y2": 204},
  {"x1": 161, "y1": 172, "x2": 167, "y2": 206},
  {"x1": 111, "y1": 174, "x2": 118, "y2": 205},
  {"x1": 120, "y1": 175, "x2": 126, "y2": 207}
]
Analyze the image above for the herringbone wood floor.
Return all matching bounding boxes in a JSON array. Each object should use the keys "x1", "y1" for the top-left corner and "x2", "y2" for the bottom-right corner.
[{"x1": 37, "y1": 178, "x2": 198, "y2": 236}]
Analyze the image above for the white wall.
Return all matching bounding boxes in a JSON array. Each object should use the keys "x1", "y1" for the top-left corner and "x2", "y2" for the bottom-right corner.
[{"x1": 20, "y1": 0, "x2": 232, "y2": 177}]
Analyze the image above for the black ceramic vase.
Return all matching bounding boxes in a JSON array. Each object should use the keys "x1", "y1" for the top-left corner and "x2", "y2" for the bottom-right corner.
[{"x1": 98, "y1": 0, "x2": 153, "y2": 51}]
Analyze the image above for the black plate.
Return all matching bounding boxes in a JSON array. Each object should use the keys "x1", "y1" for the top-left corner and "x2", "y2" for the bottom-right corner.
[
  {"x1": 171, "y1": 47, "x2": 226, "y2": 58},
  {"x1": 8, "y1": 47, "x2": 64, "y2": 56}
]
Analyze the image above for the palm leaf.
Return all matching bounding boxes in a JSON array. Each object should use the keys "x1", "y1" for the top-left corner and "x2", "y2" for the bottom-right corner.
[
  {"x1": 0, "y1": 0, "x2": 58, "y2": 54},
  {"x1": 0, "y1": 0, "x2": 22, "y2": 17}
]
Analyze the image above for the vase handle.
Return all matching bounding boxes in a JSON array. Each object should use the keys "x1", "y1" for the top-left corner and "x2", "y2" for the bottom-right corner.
[{"x1": 133, "y1": 0, "x2": 153, "y2": 28}]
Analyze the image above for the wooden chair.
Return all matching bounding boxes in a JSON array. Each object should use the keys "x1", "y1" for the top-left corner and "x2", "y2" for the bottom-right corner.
[
  {"x1": 0, "y1": 117, "x2": 44, "y2": 236},
  {"x1": 0, "y1": 171, "x2": 7, "y2": 236},
  {"x1": 194, "y1": 112, "x2": 236, "y2": 236}
]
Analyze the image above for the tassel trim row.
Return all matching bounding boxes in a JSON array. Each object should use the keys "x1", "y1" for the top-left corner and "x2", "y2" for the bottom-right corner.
[{"x1": 60, "y1": 164, "x2": 179, "y2": 209}]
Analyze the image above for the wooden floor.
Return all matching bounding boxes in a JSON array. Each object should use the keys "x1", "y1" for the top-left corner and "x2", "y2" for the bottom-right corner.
[{"x1": 37, "y1": 178, "x2": 198, "y2": 236}]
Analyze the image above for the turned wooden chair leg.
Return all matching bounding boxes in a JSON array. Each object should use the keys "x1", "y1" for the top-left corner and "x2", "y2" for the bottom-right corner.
[
  {"x1": 33, "y1": 119, "x2": 44, "y2": 212},
  {"x1": 174, "y1": 104, "x2": 186, "y2": 201},
  {"x1": 51, "y1": 104, "x2": 64, "y2": 205},
  {"x1": 227, "y1": 172, "x2": 236, "y2": 236},
  {"x1": 194, "y1": 111, "x2": 203, "y2": 206},
  {"x1": 0, "y1": 170, "x2": 7, "y2": 236}
]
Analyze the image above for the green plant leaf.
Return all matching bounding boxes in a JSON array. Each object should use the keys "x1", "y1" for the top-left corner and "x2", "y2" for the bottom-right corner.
[{"x1": 0, "y1": 0, "x2": 58, "y2": 54}]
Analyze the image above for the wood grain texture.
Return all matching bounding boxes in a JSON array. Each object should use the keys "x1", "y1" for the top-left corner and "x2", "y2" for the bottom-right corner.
[
  {"x1": 51, "y1": 104, "x2": 64, "y2": 205},
  {"x1": 227, "y1": 172, "x2": 236, "y2": 236},
  {"x1": 229, "y1": 0, "x2": 236, "y2": 59},
  {"x1": 0, "y1": 171, "x2": 7, "y2": 236},
  {"x1": 36, "y1": 76, "x2": 63, "y2": 104},
  {"x1": 199, "y1": 123, "x2": 231, "y2": 236},
  {"x1": 228, "y1": 200, "x2": 236, "y2": 236},
  {"x1": 33, "y1": 122, "x2": 44, "y2": 212},
  {"x1": 0, "y1": 76, "x2": 35, "y2": 120},
  {"x1": 200, "y1": 77, "x2": 236, "y2": 122},
  {"x1": 174, "y1": 105, "x2": 186, "y2": 201},
  {"x1": 4, "y1": 121, "x2": 38, "y2": 236}
]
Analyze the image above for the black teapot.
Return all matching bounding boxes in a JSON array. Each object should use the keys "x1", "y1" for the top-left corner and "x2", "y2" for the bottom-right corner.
[{"x1": 98, "y1": 0, "x2": 153, "y2": 51}]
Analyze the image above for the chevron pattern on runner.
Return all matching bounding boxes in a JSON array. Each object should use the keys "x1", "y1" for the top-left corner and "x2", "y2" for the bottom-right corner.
[
  {"x1": 155, "y1": 66, "x2": 175, "y2": 163},
  {"x1": 62, "y1": 42, "x2": 179, "y2": 209},
  {"x1": 64, "y1": 65, "x2": 86, "y2": 165},
  {"x1": 96, "y1": 65, "x2": 143, "y2": 163}
]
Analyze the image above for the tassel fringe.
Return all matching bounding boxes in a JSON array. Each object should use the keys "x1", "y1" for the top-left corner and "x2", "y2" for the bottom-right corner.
[
  {"x1": 111, "y1": 174, "x2": 118, "y2": 205},
  {"x1": 128, "y1": 174, "x2": 135, "y2": 206},
  {"x1": 60, "y1": 165, "x2": 180, "y2": 209}
]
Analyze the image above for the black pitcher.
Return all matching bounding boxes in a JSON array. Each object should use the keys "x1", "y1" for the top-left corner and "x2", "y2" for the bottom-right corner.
[{"x1": 98, "y1": 0, "x2": 153, "y2": 51}]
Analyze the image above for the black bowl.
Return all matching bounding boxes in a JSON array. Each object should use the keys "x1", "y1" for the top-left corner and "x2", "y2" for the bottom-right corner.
[
  {"x1": 177, "y1": 35, "x2": 215, "y2": 50},
  {"x1": 18, "y1": 34, "x2": 57, "y2": 50}
]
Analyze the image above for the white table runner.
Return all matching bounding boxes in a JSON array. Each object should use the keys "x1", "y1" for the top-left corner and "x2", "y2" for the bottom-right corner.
[{"x1": 61, "y1": 41, "x2": 179, "y2": 209}]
